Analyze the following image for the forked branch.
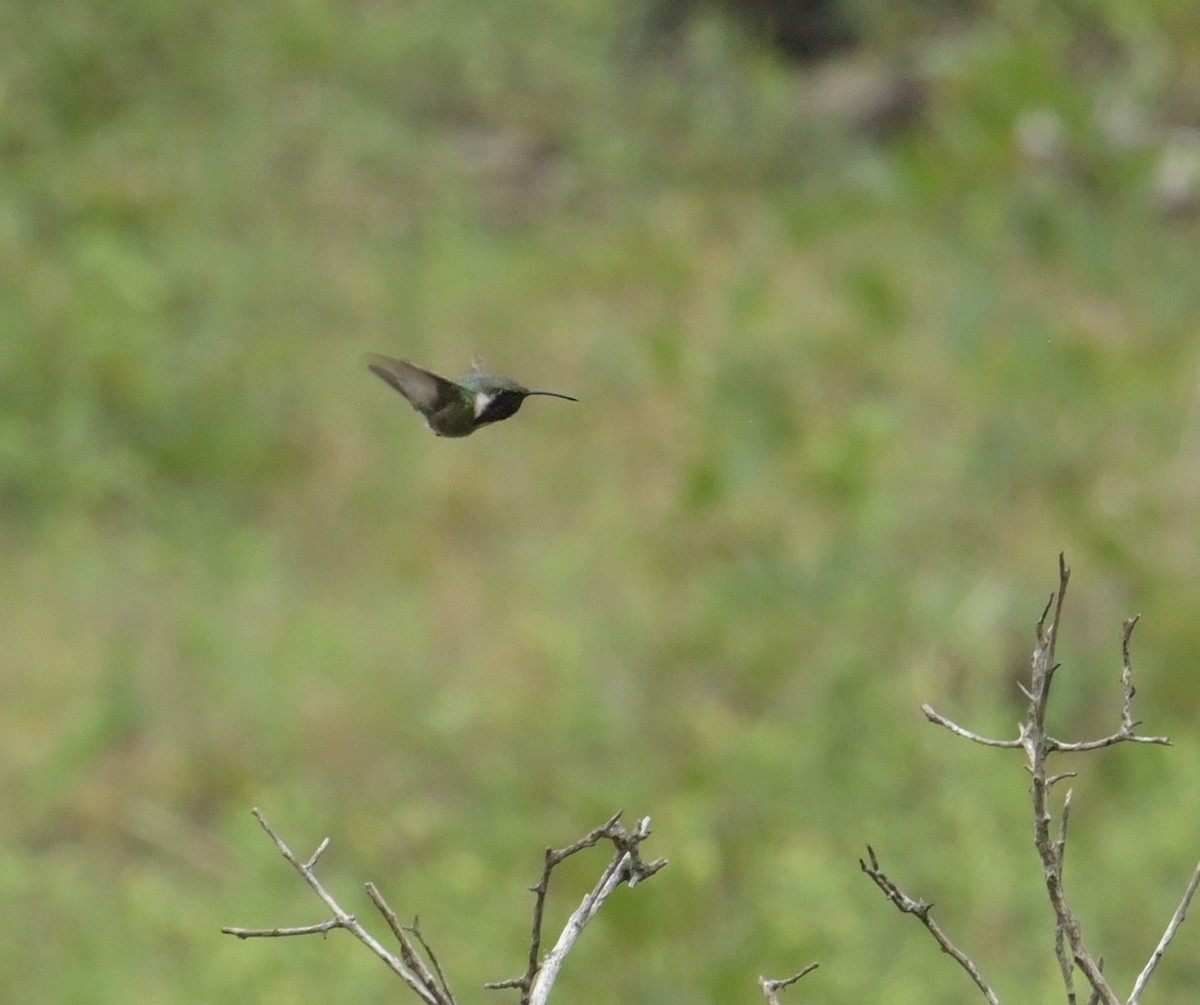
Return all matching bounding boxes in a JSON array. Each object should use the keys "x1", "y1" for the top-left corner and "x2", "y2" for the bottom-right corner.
[
  {"x1": 485, "y1": 813, "x2": 667, "y2": 1005},
  {"x1": 915, "y1": 555, "x2": 1191, "y2": 1005},
  {"x1": 221, "y1": 808, "x2": 449, "y2": 1005}
]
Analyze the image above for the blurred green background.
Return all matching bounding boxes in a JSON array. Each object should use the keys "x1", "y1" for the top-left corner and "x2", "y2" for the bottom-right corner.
[{"x1": 3, "y1": 0, "x2": 1199, "y2": 1001}]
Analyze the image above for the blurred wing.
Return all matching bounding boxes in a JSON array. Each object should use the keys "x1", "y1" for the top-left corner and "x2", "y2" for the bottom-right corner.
[{"x1": 366, "y1": 355, "x2": 459, "y2": 412}]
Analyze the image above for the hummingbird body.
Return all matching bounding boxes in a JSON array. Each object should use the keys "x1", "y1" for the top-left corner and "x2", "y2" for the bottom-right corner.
[{"x1": 366, "y1": 355, "x2": 577, "y2": 437}]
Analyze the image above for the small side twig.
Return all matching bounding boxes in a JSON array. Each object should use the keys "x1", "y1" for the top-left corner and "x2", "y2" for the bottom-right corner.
[
  {"x1": 921, "y1": 704, "x2": 1023, "y2": 748},
  {"x1": 408, "y1": 916, "x2": 456, "y2": 1004},
  {"x1": 759, "y1": 963, "x2": 819, "y2": 1004},
  {"x1": 223, "y1": 918, "x2": 346, "y2": 939},
  {"x1": 860, "y1": 846, "x2": 1001, "y2": 1004}
]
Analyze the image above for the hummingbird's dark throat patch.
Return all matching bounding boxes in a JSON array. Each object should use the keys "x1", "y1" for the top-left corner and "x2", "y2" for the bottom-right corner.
[{"x1": 476, "y1": 390, "x2": 526, "y2": 426}]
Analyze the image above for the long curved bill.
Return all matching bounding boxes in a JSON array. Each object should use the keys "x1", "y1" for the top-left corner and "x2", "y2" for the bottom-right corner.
[{"x1": 525, "y1": 390, "x2": 578, "y2": 402}]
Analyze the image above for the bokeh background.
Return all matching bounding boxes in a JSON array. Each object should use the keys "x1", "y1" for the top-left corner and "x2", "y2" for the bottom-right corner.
[{"x1": 3, "y1": 1, "x2": 1200, "y2": 1001}]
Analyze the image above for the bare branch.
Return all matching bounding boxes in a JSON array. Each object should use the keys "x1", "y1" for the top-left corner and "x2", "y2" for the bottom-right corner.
[
  {"x1": 306, "y1": 836, "x2": 331, "y2": 870},
  {"x1": 860, "y1": 846, "x2": 1001, "y2": 1005},
  {"x1": 529, "y1": 850, "x2": 640, "y2": 1005},
  {"x1": 1085, "y1": 958, "x2": 1105, "y2": 1005},
  {"x1": 1045, "y1": 614, "x2": 1171, "y2": 752},
  {"x1": 363, "y1": 886, "x2": 425, "y2": 985},
  {"x1": 1047, "y1": 553, "x2": 1070, "y2": 667},
  {"x1": 222, "y1": 918, "x2": 348, "y2": 939},
  {"x1": 1047, "y1": 732, "x2": 1171, "y2": 753},
  {"x1": 921, "y1": 704, "x2": 1022, "y2": 748},
  {"x1": 485, "y1": 813, "x2": 666, "y2": 1004},
  {"x1": 364, "y1": 887, "x2": 456, "y2": 1005},
  {"x1": 1057, "y1": 789, "x2": 1072, "y2": 857},
  {"x1": 221, "y1": 808, "x2": 442, "y2": 1005},
  {"x1": 486, "y1": 813, "x2": 620, "y2": 999},
  {"x1": 1121, "y1": 616, "x2": 1141, "y2": 722},
  {"x1": 1128, "y1": 862, "x2": 1200, "y2": 1004},
  {"x1": 485, "y1": 977, "x2": 525, "y2": 991},
  {"x1": 407, "y1": 917, "x2": 457, "y2": 1005},
  {"x1": 1052, "y1": 790, "x2": 1077, "y2": 1004},
  {"x1": 1022, "y1": 586, "x2": 1120, "y2": 1005},
  {"x1": 759, "y1": 963, "x2": 819, "y2": 1004},
  {"x1": 918, "y1": 558, "x2": 1189, "y2": 1005}
]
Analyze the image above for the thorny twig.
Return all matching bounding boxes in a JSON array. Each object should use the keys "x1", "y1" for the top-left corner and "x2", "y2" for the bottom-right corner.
[{"x1": 860, "y1": 846, "x2": 1001, "y2": 1005}]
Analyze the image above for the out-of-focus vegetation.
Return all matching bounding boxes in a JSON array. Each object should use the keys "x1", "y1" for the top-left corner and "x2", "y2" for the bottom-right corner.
[{"x1": 2, "y1": 0, "x2": 1199, "y2": 1001}]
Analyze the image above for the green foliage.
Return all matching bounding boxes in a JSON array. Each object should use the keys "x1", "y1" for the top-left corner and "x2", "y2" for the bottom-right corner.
[{"x1": 2, "y1": 1, "x2": 1199, "y2": 1002}]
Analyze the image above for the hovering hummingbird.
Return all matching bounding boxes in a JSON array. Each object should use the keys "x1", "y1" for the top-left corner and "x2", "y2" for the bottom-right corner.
[{"x1": 366, "y1": 354, "x2": 578, "y2": 437}]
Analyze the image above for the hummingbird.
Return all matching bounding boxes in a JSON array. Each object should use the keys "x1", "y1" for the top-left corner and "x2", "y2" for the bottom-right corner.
[{"x1": 366, "y1": 354, "x2": 578, "y2": 437}]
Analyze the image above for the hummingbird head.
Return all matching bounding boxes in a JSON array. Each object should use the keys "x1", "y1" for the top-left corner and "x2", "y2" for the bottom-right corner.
[{"x1": 473, "y1": 382, "x2": 579, "y2": 426}]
